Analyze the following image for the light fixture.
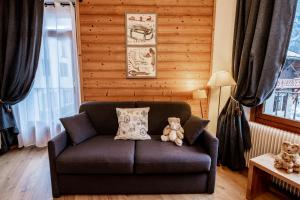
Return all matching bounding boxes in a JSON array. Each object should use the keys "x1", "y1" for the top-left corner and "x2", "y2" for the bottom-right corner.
[
  {"x1": 193, "y1": 89, "x2": 207, "y2": 118},
  {"x1": 207, "y1": 70, "x2": 236, "y2": 115}
]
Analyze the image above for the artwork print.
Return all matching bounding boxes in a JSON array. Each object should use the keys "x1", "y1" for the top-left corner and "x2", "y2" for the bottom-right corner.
[
  {"x1": 127, "y1": 47, "x2": 156, "y2": 78},
  {"x1": 126, "y1": 13, "x2": 157, "y2": 46}
]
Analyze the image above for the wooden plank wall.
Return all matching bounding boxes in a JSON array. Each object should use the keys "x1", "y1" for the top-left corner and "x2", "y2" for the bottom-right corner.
[{"x1": 77, "y1": 0, "x2": 214, "y2": 118}]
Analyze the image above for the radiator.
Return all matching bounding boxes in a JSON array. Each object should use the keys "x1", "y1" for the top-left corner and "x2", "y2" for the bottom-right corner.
[{"x1": 245, "y1": 122, "x2": 300, "y2": 197}]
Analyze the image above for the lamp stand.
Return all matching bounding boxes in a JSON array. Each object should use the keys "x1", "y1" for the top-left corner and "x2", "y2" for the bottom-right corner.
[
  {"x1": 199, "y1": 100, "x2": 203, "y2": 118},
  {"x1": 218, "y1": 86, "x2": 222, "y2": 115}
]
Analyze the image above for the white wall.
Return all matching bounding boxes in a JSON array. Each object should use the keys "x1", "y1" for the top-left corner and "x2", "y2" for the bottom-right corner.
[{"x1": 207, "y1": 0, "x2": 237, "y2": 134}]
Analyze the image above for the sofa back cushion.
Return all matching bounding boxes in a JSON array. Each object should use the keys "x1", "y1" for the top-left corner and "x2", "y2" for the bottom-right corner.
[
  {"x1": 79, "y1": 102, "x2": 135, "y2": 134},
  {"x1": 79, "y1": 101, "x2": 191, "y2": 135},
  {"x1": 135, "y1": 101, "x2": 191, "y2": 135}
]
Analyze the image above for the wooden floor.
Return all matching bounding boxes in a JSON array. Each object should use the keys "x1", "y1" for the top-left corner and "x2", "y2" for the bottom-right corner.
[{"x1": 0, "y1": 147, "x2": 280, "y2": 200}]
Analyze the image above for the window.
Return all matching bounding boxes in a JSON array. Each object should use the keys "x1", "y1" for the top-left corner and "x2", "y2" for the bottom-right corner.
[
  {"x1": 59, "y1": 62, "x2": 69, "y2": 77},
  {"x1": 263, "y1": 66, "x2": 300, "y2": 121},
  {"x1": 251, "y1": 2, "x2": 300, "y2": 134},
  {"x1": 14, "y1": 4, "x2": 79, "y2": 147}
]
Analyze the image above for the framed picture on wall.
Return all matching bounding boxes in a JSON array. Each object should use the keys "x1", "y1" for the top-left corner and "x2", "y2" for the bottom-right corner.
[
  {"x1": 126, "y1": 13, "x2": 157, "y2": 46},
  {"x1": 126, "y1": 46, "x2": 156, "y2": 78}
]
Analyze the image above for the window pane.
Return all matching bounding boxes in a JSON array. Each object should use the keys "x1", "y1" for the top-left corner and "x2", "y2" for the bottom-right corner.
[{"x1": 263, "y1": 2, "x2": 300, "y2": 121}]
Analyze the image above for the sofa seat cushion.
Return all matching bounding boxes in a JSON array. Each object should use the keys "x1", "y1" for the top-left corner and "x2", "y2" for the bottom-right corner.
[
  {"x1": 135, "y1": 135, "x2": 211, "y2": 174},
  {"x1": 56, "y1": 135, "x2": 135, "y2": 174}
]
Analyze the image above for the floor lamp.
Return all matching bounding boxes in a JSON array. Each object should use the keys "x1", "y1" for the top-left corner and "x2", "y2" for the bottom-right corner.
[
  {"x1": 207, "y1": 70, "x2": 236, "y2": 115},
  {"x1": 193, "y1": 89, "x2": 207, "y2": 118}
]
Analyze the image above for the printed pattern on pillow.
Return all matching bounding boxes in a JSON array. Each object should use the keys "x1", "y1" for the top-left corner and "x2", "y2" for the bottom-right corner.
[{"x1": 115, "y1": 107, "x2": 151, "y2": 140}]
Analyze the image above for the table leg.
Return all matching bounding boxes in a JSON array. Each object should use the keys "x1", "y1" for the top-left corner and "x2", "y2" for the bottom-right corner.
[{"x1": 247, "y1": 163, "x2": 270, "y2": 200}]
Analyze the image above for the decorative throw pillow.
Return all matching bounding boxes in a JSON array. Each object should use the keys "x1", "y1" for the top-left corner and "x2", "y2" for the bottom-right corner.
[
  {"x1": 183, "y1": 116, "x2": 210, "y2": 145},
  {"x1": 115, "y1": 107, "x2": 151, "y2": 140},
  {"x1": 60, "y1": 112, "x2": 98, "y2": 145}
]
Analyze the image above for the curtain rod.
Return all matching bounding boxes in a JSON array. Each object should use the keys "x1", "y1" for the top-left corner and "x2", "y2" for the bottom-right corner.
[{"x1": 44, "y1": 2, "x2": 75, "y2": 6}]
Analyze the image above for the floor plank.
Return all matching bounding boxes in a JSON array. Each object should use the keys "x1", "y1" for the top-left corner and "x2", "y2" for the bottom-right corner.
[{"x1": 0, "y1": 147, "x2": 279, "y2": 200}]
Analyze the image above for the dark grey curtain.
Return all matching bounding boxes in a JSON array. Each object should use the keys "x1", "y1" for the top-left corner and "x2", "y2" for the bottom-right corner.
[
  {"x1": 0, "y1": 0, "x2": 44, "y2": 153},
  {"x1": 217, "y1": 0, "x2": 298, "y2": 170}
]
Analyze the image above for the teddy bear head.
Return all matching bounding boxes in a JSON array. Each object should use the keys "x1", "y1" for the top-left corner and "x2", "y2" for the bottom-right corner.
[
  {"x1": 168, "y1": 117, "x2": 181, "y2": 130},
  {"x1": 282, "y1": 141, "x2": 300, "y2": 154},
  {"x1": 282, "y1": 152, "x2": 295, "y2": 163}
]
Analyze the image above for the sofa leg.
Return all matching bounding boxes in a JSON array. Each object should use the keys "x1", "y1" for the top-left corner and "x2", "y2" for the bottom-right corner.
[
  {"x1": 52, "y1": 189, "x2": 61, "y2": 198},
  {"x1": 207, "y1": 189, "x2": 215, "y2": 194},
  {"x1": 52, "y1": 191, "x2": 61, "y2": 198},
  {"x1": 50, "y1": 182, "x2": 61, "y2": 198},
  {"x1": 207, "y1": 182, "x2": 215, "y2": 194}
]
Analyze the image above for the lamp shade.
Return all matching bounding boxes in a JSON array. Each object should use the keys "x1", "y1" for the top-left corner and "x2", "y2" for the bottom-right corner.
[
  {"x1": 193, "y1": 89, "x2": 207, "y2": 99},
  {"x1": 207, "y1": 70, "x2": 236, "y2": 87}
]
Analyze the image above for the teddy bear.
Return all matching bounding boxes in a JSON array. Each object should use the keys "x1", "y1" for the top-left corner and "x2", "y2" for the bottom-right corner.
[
  {"x1": 274, "y1": 152, "x2": 295, "y2": 173},
  {"x1": 161, "y1": 117, "x2": 184, "y2": 146},
  {"x1": 293, "y1": 163, "x2": 300, "y2": 173},
  {"x1": 274, "y1": 141, "x2": 300, "y2": 173}
]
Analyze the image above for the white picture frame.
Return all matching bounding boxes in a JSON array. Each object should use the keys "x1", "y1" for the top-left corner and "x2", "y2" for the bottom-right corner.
[
  {"x1": 126, "y1": 46, "x2": 157, "y2": 78},
  {"x1": 126, "y1": 13, "x2": 157, "y2": 46}
]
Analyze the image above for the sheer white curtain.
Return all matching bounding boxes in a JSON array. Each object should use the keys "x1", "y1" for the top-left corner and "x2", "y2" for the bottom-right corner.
[{"x1": 14, "y1": 2, "x2": 80, "y2": 147}]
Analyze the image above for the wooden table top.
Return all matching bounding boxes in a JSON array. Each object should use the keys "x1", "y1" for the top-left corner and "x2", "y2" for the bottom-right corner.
[{"x1": 250, "y1": 153, "x2": 300, "y2": 189}]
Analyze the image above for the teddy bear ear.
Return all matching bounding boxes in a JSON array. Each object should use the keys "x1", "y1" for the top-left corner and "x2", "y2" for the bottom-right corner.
[
  {"x1": 282, "y1": 141, "x2": 291, "y2": 147},
  {"x1": 292, "y1": 144, "x2": 300, "y2": 151}
]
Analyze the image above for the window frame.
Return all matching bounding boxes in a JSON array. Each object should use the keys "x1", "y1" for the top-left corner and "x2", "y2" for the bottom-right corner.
[{"x1": 250, "y1": 104, "x2": 300, "y2": 134}]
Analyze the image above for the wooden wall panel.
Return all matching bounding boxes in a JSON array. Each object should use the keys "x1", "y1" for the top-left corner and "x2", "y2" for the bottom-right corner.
[{"x1": 78, "y1": 0, "x2": 214, "y2": 118}]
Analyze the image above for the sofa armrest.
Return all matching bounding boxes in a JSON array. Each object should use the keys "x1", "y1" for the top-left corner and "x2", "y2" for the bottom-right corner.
[
  {"x1": 48, "y1": 131, "x2": 68, "y2": 197},
  {"x1": 48, "y1": 131, "x2": 68, "y2": 158},
  {"x1": 197, "y1": 129, "x2": 219, "y2": 193}
]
